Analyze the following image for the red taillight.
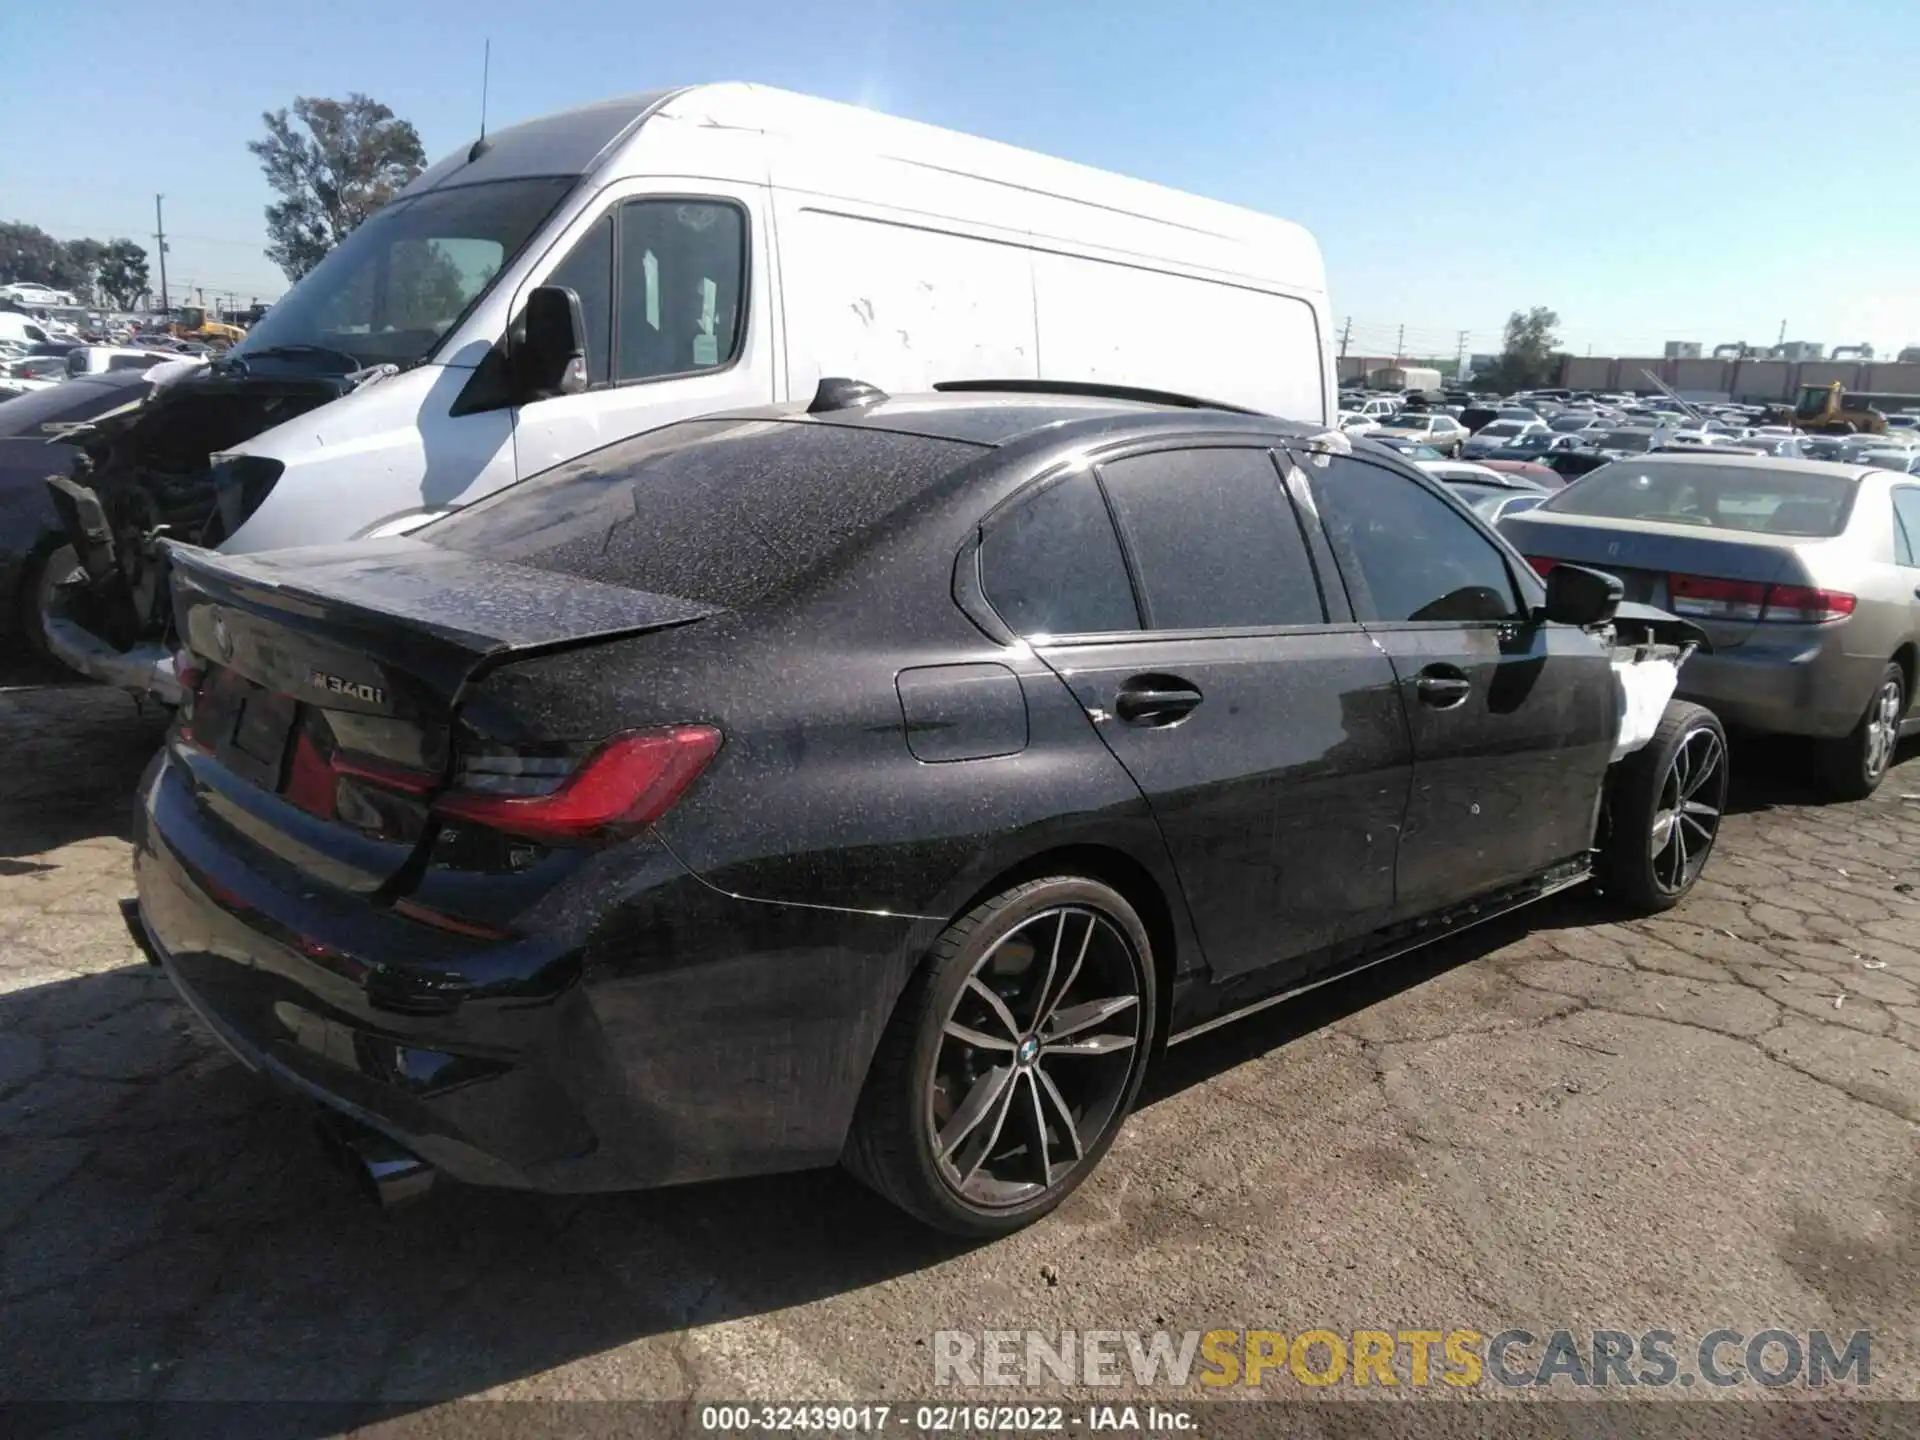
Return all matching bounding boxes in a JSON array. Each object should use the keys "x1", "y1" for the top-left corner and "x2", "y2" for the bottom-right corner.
[
  {"x1": 1761, "y1": 584, "x2": 1856, "y2": 624},
  {"x1": 1526, "y1": 556, "x2": 1559, "y2": 577},
  {"x1": 433, "y1": 725, "x2": 722, "y2": 843},
  {"x1": 1669, "y1": 573, "x2": 1856, "y2": 626},
  {"x1": 1668, "y1": 573, "x2": 1767, "y2": 622}
]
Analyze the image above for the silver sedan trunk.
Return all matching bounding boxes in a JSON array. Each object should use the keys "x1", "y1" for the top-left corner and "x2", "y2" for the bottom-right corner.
[{"x1": 1501, "y1": 456, "x2": 1920, "y2": 759}]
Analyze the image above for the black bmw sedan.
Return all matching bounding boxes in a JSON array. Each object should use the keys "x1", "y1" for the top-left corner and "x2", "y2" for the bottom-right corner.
[{"x1": 133, "y1": 382, "x2": 1719, "y2": 1236}]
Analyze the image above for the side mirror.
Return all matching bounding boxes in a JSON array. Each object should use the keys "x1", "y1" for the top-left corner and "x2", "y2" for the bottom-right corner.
[
  {"x1": 1541, "y1": 563, "x2": 1623, "y2": 628},
  {"x1": 513, "y1": 285, "x2": 589, "y2": 401}
]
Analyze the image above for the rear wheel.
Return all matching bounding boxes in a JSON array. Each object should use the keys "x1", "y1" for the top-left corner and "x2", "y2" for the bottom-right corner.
[
  {"x1": 843, "y1": 876, "x2": 1155, "y2": 1237},
  {"x1": 1820, "y1": 663, "x2": 1904, "y2": 801},
  {"x1": 1601, "y1": 701, "x2": 1728, "y2": 914}
]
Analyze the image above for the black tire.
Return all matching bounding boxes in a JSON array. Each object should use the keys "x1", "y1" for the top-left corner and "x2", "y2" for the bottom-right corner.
[
  {"x1": 19, "y1": 543, "x2": 80, "y2": 660},
  {"x1": 1601, "y1": 701, "x2": 1729, "y2": 914},
  {"x1": 1820, "y1": 663, "x2": 1905, "y2": 801},
  {"x1": 843, "y1": 876, "x2": 1156, "y2": 1237}
]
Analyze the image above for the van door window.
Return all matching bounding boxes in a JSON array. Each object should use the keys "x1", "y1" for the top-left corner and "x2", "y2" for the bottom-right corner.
[
  {"x1": 545, "y1": 215, "x2": 613, "y2": 387},
  {"x1": 615, "y1": 201, "x2": 746, "y2": 382}
]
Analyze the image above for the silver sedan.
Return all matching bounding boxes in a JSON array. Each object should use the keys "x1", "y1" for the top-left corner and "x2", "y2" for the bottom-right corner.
[{"x1": 1503, "y1": 454, "x2": 1920, "y2": 798}]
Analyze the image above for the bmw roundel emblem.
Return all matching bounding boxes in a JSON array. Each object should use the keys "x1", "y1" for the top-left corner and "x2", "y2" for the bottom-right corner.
[{"x1": 211, "y1": 610, "x2": 233, "y2": 660}]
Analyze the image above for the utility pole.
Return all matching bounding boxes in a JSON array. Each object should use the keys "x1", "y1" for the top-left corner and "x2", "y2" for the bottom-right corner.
[
  {"x1": 1394, "y1": 323, "x2": 1405, "y2": 362},
  {"x1": 152, "y1": 194, "x2": 170, "y2": 315},
  {"x1": 1454, "y1": 329, "x2": 1468, "y2": 373},
  {"x1": 1338, "y1": 315, "x2": 1352, "y2": 358},
  {"x1": 1777, "y1": 318, "x2": 1787, "y2": 347}
]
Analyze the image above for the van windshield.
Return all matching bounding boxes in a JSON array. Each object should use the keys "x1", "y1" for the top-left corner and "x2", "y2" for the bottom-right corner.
[{"x1": 236, "y1": 177, "x2": 573, "y2": 370}]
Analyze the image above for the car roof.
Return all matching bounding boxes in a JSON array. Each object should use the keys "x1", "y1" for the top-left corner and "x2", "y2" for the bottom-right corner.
[
  {"x1": 711, "y1": 388, "x2": 1326, "y2": 448},
  {"x1": 1604, "y1": 451, "x2": 1874, "y2": 480}
]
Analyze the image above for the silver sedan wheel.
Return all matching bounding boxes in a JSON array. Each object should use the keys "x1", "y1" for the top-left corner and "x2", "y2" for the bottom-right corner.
[
  {"x1": 928, "y1": 906, "x2": 1143, "y2": 1209},
  {"x1": 1650, "y1": 726, "x2": 1727, "y2": 894},
  {"x1": 1865, "y1": 678, "x2": 1903, "y2": 781}
]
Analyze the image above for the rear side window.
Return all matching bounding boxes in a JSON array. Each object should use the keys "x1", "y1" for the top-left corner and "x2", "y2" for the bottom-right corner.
[
  {"x1": 980, "y1": 472, "x2": 1139, "y2": 636},
  {"x1": 1546, "y1": 461, "x2": 1856, "y2": 536},
  {"x1": 1311, "y1": 457, "x2": 1524, "y2": 623},
  {"x1": 428, "y1": 419, "x2": 979, "y2": 607},
  {"x1": 1893, "y1": 490, "x2": 1920, "y2": 566},
  {"x1": 1098, "y1": 448, "x2": 1325, "y2": 629}
]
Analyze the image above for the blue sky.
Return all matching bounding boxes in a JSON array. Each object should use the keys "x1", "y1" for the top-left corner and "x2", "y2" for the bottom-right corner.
[{"x1": 4, "y1": 0, "x2": 1915, "y2": 359}]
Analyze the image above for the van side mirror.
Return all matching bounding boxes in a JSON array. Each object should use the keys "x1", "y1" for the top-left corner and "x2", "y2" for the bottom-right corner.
[
  {"x1": 1540, "y1": 563, "x2": 1623, "y2": 628},
  {"x1": 514, "y1": 285, "x2": 589, "y2": 401}
]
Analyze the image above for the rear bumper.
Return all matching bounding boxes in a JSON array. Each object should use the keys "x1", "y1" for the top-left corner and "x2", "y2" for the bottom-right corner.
[
  {"x1": 134, "y1": 750, "x2": 923, "y2": 1193},
  {"x1": 1676, "y1": 634, "x2": 1878, "y2": 739}
]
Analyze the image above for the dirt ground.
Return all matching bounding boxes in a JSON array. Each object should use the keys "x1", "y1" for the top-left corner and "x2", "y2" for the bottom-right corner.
[{"x1": 2, "y1": 662, "x2": 1915, "y2": 1434}]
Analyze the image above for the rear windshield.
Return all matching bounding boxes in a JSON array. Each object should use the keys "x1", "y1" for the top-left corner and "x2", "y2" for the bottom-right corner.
[
  {"x1": 1544, "y1": 462, "x2": 1857, "y2": 536},
  {"x1": 425, "y1": 418, "x2": 982, "y2": 606},
  {"x1": 1596, "y1": 429, "x2": 1657, "y2": 451}
]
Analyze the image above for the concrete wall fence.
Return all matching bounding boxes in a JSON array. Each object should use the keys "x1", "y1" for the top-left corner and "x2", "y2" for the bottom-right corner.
[{"x1": 1337, "y1": 355, "x2": 1920, "y2": 403}]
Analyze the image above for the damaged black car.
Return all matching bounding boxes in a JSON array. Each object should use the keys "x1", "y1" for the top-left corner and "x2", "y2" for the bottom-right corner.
[{"x1": 131, "y1": 384, "x2": 1725, "y2": 1237}]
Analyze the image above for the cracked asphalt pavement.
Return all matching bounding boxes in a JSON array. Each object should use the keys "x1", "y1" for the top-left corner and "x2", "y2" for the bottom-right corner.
[{"x1": 2, "y1": 665, "x2": 1916, "y2": 1427}]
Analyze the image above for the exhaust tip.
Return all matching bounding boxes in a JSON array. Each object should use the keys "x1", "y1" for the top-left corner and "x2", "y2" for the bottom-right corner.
[{"x1": 314, "y1": 1112, "x2": 436, "y2": 1208}]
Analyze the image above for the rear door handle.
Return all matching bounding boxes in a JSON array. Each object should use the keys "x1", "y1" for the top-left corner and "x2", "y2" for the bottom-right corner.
[
  {"x1": 1115, "y1": 679, "x2": 1203, "y2": 725},
  {"x1": 1415, "y1": 665, "x2": 1472, "y2": 709}
]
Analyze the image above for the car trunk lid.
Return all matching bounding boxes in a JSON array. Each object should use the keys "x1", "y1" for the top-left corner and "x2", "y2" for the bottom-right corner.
[
  {"x1": 1499, "y1": 511, "x2": 1801, "y2": 648},
  {"x1": 166, "y1": 538, "x2": 715, "y2": 892}
]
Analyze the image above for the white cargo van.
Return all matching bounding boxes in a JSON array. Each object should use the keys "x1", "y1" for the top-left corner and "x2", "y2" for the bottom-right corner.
[{"x1": 40, "y1": 83, "x2": 1333, "y2": 692}]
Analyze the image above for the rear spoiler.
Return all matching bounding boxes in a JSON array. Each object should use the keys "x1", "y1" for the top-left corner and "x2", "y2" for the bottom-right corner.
[{"x1": 167, "y1": 538, "x2": 718, "y2": 704}]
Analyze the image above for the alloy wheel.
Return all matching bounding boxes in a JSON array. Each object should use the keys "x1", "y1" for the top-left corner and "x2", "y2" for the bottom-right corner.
[
  {"x1": 1649, "y1": 726, "x2": 1727, "y2": 894},
  {"x1": 928, "y1": 905, "x2": 1143, "y2": 1209},
  {"x1": 1865, "y1": 678, "x2": 1902, "y2": 781}
]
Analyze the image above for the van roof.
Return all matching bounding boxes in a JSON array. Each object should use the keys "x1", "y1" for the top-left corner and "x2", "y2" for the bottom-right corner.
[
  {"x1": 399, "y1": 89, "x2": 682, "y2": 197},
  {"x1": 401, "y1": 83, "x2": 1321, "y2": 290}
]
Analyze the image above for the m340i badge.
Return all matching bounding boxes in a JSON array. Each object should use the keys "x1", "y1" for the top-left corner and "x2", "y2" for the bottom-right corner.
[{"x1": 306, "y1": 669, "x2": 386, "y2": 705}]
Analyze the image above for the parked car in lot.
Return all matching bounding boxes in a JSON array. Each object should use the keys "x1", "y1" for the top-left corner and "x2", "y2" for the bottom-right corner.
[
  {"x1": 1481, "y1": 458, "x2": 1566, "y2": 487},
  {"x1": 1590, "y1": 426, "x2": 1674, "y2": 458},
  {"x1": 1418, "y1": 459, "x2": 1553, "y2": 523},
  {"x1": 1363, "y1": 435, "x2": 1447, "y2": 461},
  {"x1": 1462, "y1": 420, "x2": 1550, "y2": 458},
  {"x1": 131, "y1": 383, "x2": 1720, "y2": 1236},
  {"x1": 0, "y1": 281, "x2": 78, "y2": 307},
  {"x1": 1857, "y1": 449, "x2": 1920, "y2": 475},
  {"x1": 1338, "y1": 410, "x2": 1381, "y2": 436},
  {"x1": 1733, "y1": 434, "x2": 1808, "y2": 459},
  {"x1": 0, "y1": 370, "x2": 154, "y2": 647},
  {"x1": 1549, "y1": 413, "x2": 1605, "y2": 435},
  {"x1": 1372, "y1": 411, "x2": 1467, "y2": 456},
  {"x1": 1504, "y1": 453, "x2": 1920, "y2": 797}
]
